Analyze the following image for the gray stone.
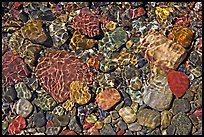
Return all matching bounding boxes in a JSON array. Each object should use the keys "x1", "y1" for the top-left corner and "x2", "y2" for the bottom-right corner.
[
  {"x1": 68, "y1": 115, "x2": 82, "y2": 134},
  {"x1": 46, "y1": 127, "x2": 61, "y2": 135},
  {"x1": 171, "y1": 112, "x2": 192, "y2": 135},
  {"x1": 100, "y1": 124, "x2": 116, "y2": 135},
  {"x1": 103, "y1": 115, "x2": 112, "y2": 124},
  {"x1": 3, "y1": 86, "x2": 17, "y2": 103},
  {"x1": 110, "y1": 110, "x2": 120, "y2": 120},
  {"x1": 148, "y1": 127, "x2": 162, "y2": 135},
  {"x1": 128, "y1": 123, "x2": 142, "y2": 132},
  {"x1": 53, "y1": 113, "x2": 70, "y2": 127},
  {"x1": 172, "y1": 99, "x2": 191, "y2": 115},
  {"x1": 33, "y1": 111, "x2": 46, "y2": 127},
  {"x1": 14, "y1": 98, "x2": 33, "y2": 118},
  {"x1": 116, "y1": 119, "x2": 128, "y2": 130},
  {"x1": 166, "y1": 124, "x2": 176, "y2": 135}
]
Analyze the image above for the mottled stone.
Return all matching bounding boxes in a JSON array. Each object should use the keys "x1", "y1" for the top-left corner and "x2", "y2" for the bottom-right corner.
[
  {"x1": 137, "y1": 108, "x2": 161, "y2": 129},
  {"x1": 84, "y1": 126, "x2": 99, "y2": 135},
  {"x1": 171, "y1": 112, "x2": 192, "y2": 135},
  {"x1": 128, "y1": 123, "x2": 142, "y2": 132},
  {"x1": 130, "y1": 102, "x2": 139, "y2": 113},
  {"x1": 129, "y1": 76, "x2": 142, "y2": 90},
  {"x1": 23, "y1": 77, "x2": 39, "y2": 91},
  {"x1": 172, "y1": 99, "x2": 191, "y2": 115},
  {"x1": 45, "y1": 127, "x2": 61, "y2": 135},
  {"x1": 100, "y1": 124, "x2": 116, "y2": 135},
  {"x1": 161, "y1": 110, "x2": 173, "y2": 130},
  {"x1": 96, "y1": 88, "x2": 121, "y2": 110},
  {"x1": 110, "y1": 110, "x2": 120, "y2": 120},
  {"x1": 52, "y1": 105, "x2": 65, "y2": 116},
  {"x1": 116, "y1": 119, "x2": 128, "y2": 130},
  {"x1": 119, "y1": 106, "x2": 137, "y2": 124},
  {"x1": 14, "y1": 99, "x2": 33, "y2": 118},
  {"x1": 15, "y1": 82, "x2": 32, "y2": 100},
  {"x1": 3, "y1": 86, "x2": 17, "y2": 103},
  {"x1": 142, "y1": 75, "x2": 173, "y2": 111},
  {"x1": 33, "y1": 111, "x2": 46, "y2": 127},
  {"x1": 86, "y1": 114, "x2": 98, "y2": 124},
  {"x1": 53, "y1": 114, "x2": 70, "y2": 127},
  {"x1": 68, "y1": 116, "x2": 82, "y2": 134}
]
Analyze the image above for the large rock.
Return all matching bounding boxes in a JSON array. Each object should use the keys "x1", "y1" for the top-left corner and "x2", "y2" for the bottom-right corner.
[{"x1": 119, "y1": 106, "x2": 137, "y2": 124}]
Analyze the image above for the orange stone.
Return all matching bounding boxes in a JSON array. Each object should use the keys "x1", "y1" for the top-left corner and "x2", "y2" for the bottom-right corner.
[{"x1": 8, "y1": 115, "x2": 26, "y2": 135}]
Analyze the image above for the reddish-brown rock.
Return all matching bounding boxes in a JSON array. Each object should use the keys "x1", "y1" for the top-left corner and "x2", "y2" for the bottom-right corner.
[
  {"x1": 36, "y1": 50, "x2": 93, "y2": 103},
  {"x1": 8, "y1": 115, "x2": 26, "y2": 135},
  {"x1": 3, "y1": 53, "x2": 30, "y2": 86},
  {"x1": 168, "y1": 70, "x2": 190, "y2": 97},
  {"x1": 60, "y1": 130, "x2": 77, "y2": 135},
  {"x1": 96, "y1": 88, "x2": 121, "y2": 110}
]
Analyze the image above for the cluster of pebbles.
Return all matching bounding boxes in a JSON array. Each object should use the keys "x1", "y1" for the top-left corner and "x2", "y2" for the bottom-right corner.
[{"x1": 2, "y1": 2, "x2": 202, "y2": 135}]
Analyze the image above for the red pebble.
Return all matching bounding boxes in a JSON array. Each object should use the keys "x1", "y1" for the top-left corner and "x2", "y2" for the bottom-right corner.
[
  {"x1": 193, "y1": 109, "x2": 202, "y2": 118},
  {"x1": 8, "y1": 115, "x2": 26, "y2": 135},
  {"x1": 167, "y1": 69, "x2": 190, "y2": 97},
  {"x1": 129, "y1": 7, "x2": 146, "y2": 19},
  {"x1": 46, "y1": 120, "x2": 54, "y2": 128},
  {"x1": 83, "y1": 123, "x2": 94, "y2": 129},
  {"x1": 60, "y1": 130, "x2": 77, "y2": 135},
  {"x1": 117, "y1": 130, "x2": 125, "y2": 135}
]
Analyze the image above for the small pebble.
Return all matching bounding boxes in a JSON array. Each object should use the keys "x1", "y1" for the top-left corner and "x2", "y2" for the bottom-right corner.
[{"x1": 119, "y1": 106, "x2": 137, "y2": 124}]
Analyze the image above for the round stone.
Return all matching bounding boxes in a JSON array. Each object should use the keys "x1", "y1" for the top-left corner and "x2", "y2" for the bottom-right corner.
[
  {"x1": 33, "y1": 111, "x2": 46, "y2": 127},
  {"x1": 53, "y1": 114, "x2": 70, "y2": 127},
  {"x1": 142, "y1": 75, "x2": 173, "y2": 111},
  {"x1": 137, "y1": 108, "x2": 161, "y2": 129},
  {"x1": 96, "y1": 88, "x2": 121, "y2": 111},
  {"x1": 94, "y1": 121, "x2": 103, "y2": 129},
  {"x1": 86, "y1": 114, "x2": 98, "y2": 124},
  {"x1": 14, "y1": 98, "x2": 33, "y2": 118},
  {"x1": 128, "y1": 123, "x2": 142, "y2": 132},
  {"x1": 15, "y1": 82, "x2": 32, "y2": 100},
  {"x1": 160, "y1": 110, "x2": 173, "y2": 130},
  {"x1": 172, "y1": 99, "x2": 191, "y2": 115},
  {"x1": 116, "y1": 119, "x2": 128, "y2": 130},
  {"x1": 119, "y1": 106, "x2": 137, "y2": 124},
  {"x1": 171, "y1": 112, "x2": 192, "y2": 135}
]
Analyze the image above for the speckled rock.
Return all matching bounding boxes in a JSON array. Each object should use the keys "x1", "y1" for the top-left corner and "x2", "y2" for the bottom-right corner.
[
  {"x1": 52, "y1": 105, "x2": 65, "y2": 116},
  {"x1": 33, "y1": 92, "x2": 57, "y2": 111},
  {"x1": 171, "y1": 112, "x2": 192, "y2": 135},
  {"x1": 119, "y1": 106, "x2": 137, "y2": 124},
  {"x1": 100, "y1": 124, "x2": 116, "y2": 135},
  {"x1": 172, "y1": 99, "x2": 191, "y2": 115},
  {"x1": 128, "y1": 123, "x2": 142, "y2": 132},
  {"x1": 96, "y1": 88, "x2": 121, "y2": 111},
  {"x1": 45, "y1": 127, "x2": 61, "y2": 135},
  {"x1": 129, "y1": 76, "x2": 142, "y2": 90},
  {"x1": 142, "y1": 75, "x2": 173, "y2": 111},
  {"x1": 137, "y1": 108, "x2": 161, "y2": 129},
  {"x1": 161, "y1": 110, "x2": 173, "y2": 130},
  {"x1": 68, "y1": 115, "x2": 82, "y2": 134},
  {"x1": 15, "y1": 82, "x2": 32, "y2": 100},
  {"x1": 23, "y1": 77, "x2": 39, "y2": 91},
  {"x1": 33, "y1": 111, "x2": 46, "y2": 127},
  {"x1": 14, "y1": 98, "x2": 33, "y2": 118},
  {"x1": 53, "y1": 114, "x2": 70, "y2": 127}
]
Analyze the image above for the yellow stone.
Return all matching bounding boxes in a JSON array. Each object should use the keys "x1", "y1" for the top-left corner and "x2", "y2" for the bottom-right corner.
[
  {"x1": 62, "y1": 98, "x2": 75, "y2": 111},
  {"x1": 161, "y1": 110, "x2": 173, "y2": 130},
  {"x1": 126, "y1": 39, "x2": 134, "y2": 49},
  {"x1": 105, "y1": 21, "x2": 117, "y2": 31},
  {"x1": 155, "y1": 6, "x2": 172, "y2": 23},
  {"x1": 94, "y1": 121, "x2": 103, "y2": 129}
]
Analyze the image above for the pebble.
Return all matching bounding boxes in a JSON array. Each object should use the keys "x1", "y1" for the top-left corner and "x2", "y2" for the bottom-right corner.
[
  {"x1": 96, "y1": 88, "x2": 121, "y2": 110},
  {"x1": 15, "y1": 82, "x2": 32, "y2": 100},
  {"x1": 171, "y1": 112, "x2": 192, "y2": 135},
  {"x1": 33, "y1": 111, "x2": 46, "y2": 127},
  {"x1": 172, "y1": 99, "x2": 191, "y2": 115},
  {"x1": 129, "y1": 76, "x2": 143, "y2": 90},
  {"x1": 97, "y1": 108, "x2": 109, "y2": 121},
  {"x1": 52, "y1": 105, "x2": 65, "y2": 116},
  {"x1": 94, "y1": 121, "x2": 103, "y2": 129},
  {"x1": 103, "y1": 115, "x2": 112, "y2": 124},
  {"x1": 45, "y1": 127, "x2": 61, "y2": 135},
  {"x1": 147, "y1": 127, "x2": 162, "y2": 135},
  {"x1": 116, "y1": 119, "x2": 128, "y2": 130},
  {"x1": 100, "y1": 124, "x2": 116, "y2": 135},
  {"x1": 128, "y1": 123, "x2": 142, "y2": 132},
  {"x1": 137, "y1": 108, "x2": 161, "y2": 129},
  {"x1": 68, "y1": 115, "x2": 82, "y2": 134},
  {"x1": 120, "y1": 91, "x2": 132, "y2": 106},
  {"x1": 160, "y1": 110, "x2": 173, "y2": 130},
  {"x1": 23, "y1": 77, "x2": 39, "y2": 91},
  {"x1": 3, "y1": 86, "x2": 17, "y2": 103},
  {"x1": 8, "y1": 115, "x2": 26, "y2": 135},
  {"x1": 118, "y1": 106, "x2": 137, "y2": 124},
  {"x1": 110, "y1": 110, "x2": 120, "y2": 120},
  {"x1": 85, "y1": 126, "x2": 99, "y2": 135},
  {"x1": 115, "y1": 101, "x2": 124, "y2": 111},
  {"x1": 124, "y1": 130, "x2": 133, "y2": 135},
  {"x1": 59, "y1": 130, "x2": 77, "y2": 135},
  {"x1": 53, "y1": 114, "x2": 70, "y2": 127},
  {"x1": 14, "y1": 98, "x2": 33, "y2": 118},
  {"x1": 86, "y1": 114, "x2": 98, "y2": 124},
  {"x1": 130, "y1": 102, "x2": 139, "y2": 113}
]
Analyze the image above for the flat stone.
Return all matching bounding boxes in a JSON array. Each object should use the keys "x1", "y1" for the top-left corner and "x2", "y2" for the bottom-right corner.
[
  {"x1": 103, "y1": 115, "x2": 112, "y2": 124},
  {"x1": 45, "y1": 127, "x2": 61, "y2": 135},
  {"x1": 116, "y1": 119, "x2": 128, "y2": 130},
  {"x1": 14, "y1": 98, "x2": 33, "y2": 118},
  {"x1": 128, "y1": 123, "x2": 142, "y2": 132},
  {"x1": 172, "y1": 99, "x2": 191, "y2": 115},
  {"x1": 33, "y1": 111, "x2": 46, "y2": 127},
  {"x1": 160, "y1": 110, "x2": 173, "y2": 130},
  {"x1": 100, "y1": 124, "x2": 116, "y2": 135},
  {"x1": 137, "y1": 108, "x2": 161, "y2": 129},
  {"x1": 119, "y1": 106, "x2": 137, "y2": 124},
  {"x1": 110, "y1": 110, "x2": 120, "y2": 120},
  {"x1": 142, "y1": 75, "x2": 173, "y2": 111},
  {"x1": 96, "y1": 88, "x2": 121, "y2": 110},
  {"x1": 171, "y1": 112, "x2": 192, "y2": 135}
]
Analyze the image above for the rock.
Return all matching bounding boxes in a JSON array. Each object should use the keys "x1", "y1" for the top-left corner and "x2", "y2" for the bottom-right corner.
[
  {"x1": 124, "y1": 130, "x2": 133, "y2": 135},
  {"x1": 189, "y1": 114, "x2": 199, "y2": 126},
  {"x1": 52, "y1": 105, "x2": 65, "y2": 116},
  {"x1": 130, "y1": 102, "x2": 139, "y2": 113},
  {"x1": 110, "y1": 110, "x2": 120, "y2": 120},
  {"x1": 3, "y1": 86, "x2": 17, "y2": 103},
  {"x1": 128, "y1": 123, "x2": 142, "y2": 132},
  {"x1": 68, "y1": 116, "x2": 82, "y2": 134},
  {"x1": 59, "y1": 130, "x2": 77, "y2": 135},
  {"x1": 160, "y1": 110, "x2": 173, "y2": 130},
  {"x1": 96, "y1": 88, "x2": 121, "y2": 110},
  {"x1": 100, "y1": 124, "x2": 116, "y2": 135},
  {"x1": 168, "y1": 70, "x2": 190, "y2": 97},
  {"x1": 115, "y1": 101, "x2": 124, "y2": 111},
  {"x1": 97, "y1": 109, "x2": 109, "y2": 121},
  {"x1": 86, "y1": 114, "x2": 98, "y2": 124},
  {"x1": 53, "y1": 114, "x2": 70, "y2": 127},
  {"x1": 15, "y1": 82, "x2": 32, "y2": 100},
  {"x1": 129, "y1": 76, "x2": 142, "y2": 90},
  {"x1": 45, "y1": 127, "x2": 61, "y2": 135},
  {"x1": 119, "y1": 106, "x2": 137, "y2": 124},
  {"x1": 84, "y1": 126, "x2": 99, "y2": 135},
  {"x1": 137, "y1": 108, "x2": 161, "y2": 129},
  {"x1": 121, "y1": 91, "x2": 132, "y2": 106},
  {"x1": 103, "y1": 115, "x2": 112, "y2": 124},
  {"x1": 172, "y1": 99, "x2": 191, "y2": 115},
  {"x1": 8, "y1": 115, "x2": 26, "y2": 135},
  {"x1": 14, "y1": 98, "x2": 33, "y2": 118},
  {"x1": 23, "y1": 77, "x2": 39, "y2": 91},
  {"x1": 116, "y1": 119, "x2": 128, "y2": 130},
  {"x1": 142, "y1": 75, "x2": 173, "y2": 111},
  {"x1": 148, "y1": 127, "x2": 162, "y2": 135},
  {"x1": 117, "y1": 129, "x2": 125, "y2": 135},
  {"x1": 171, "y1": 112, "x2": 192, "y2": 135},
  {"x1": 33, "y1": 111, "x2": 46, "y2": 127},
  {"x1": 94, "y1": 121, "x2": 103, "y2": 129}
]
